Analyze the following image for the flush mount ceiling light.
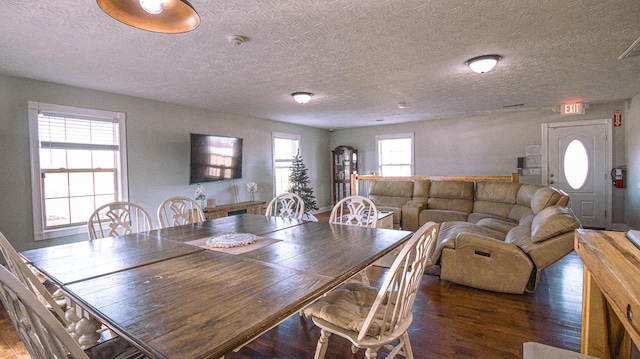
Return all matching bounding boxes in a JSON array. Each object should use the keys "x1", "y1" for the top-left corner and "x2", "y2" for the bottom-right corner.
[
  {"x1": 97, "y1": 0, "x2": 200, "y2": 34},
  {"x1": 292, "y1": 92, "x2": 313, "y2": 104},
  {"x1": 465, "y1": 55, "x2": 502, "y2": 74}
]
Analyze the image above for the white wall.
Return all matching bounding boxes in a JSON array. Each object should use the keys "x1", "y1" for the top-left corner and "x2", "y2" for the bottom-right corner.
[
  {"x1": 330, "y1": 101, "x2": 629, "y2": 225},
  {"x1": 0, "y1": 74, "x2": 330, "y2": 252},
  {"x1": 625, "y1": 93, "x2": 640, "y2": 229}
]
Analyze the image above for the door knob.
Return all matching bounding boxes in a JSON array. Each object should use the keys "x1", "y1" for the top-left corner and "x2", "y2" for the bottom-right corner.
[{"x1": 549, "y1": 180, "x2": 555, "y2": 184}]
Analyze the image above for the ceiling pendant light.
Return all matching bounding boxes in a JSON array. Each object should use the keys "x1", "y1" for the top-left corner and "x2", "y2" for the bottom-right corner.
[
  {"x1": 465, "y1": 55, "x2": 502, "y2": 74},
  {"x1": 292, "y1": 92, "x2": 314, "y2": 104},
  {"x1": 139, "y1": 0, "x2": 164, "y2": 14},
  {"x1": 97, "y1": 0, "x2": 200, "y2": 34}
]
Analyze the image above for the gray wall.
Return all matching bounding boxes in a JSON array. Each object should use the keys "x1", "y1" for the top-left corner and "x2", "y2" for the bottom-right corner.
[
  {"x1": 330, "y1": 101, "x2": 633, "y2": 226},
  {"x1": 0, "y1": 74, "x2": 331, "y2": 252},
  {"x1": 2, "y1": 72, "x2": 638, "y2": 254}
]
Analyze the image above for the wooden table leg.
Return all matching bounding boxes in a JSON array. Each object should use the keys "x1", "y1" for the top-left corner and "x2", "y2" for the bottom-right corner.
[{"x1": 581, "y1": 267, "x2": 632, "y2": 359}]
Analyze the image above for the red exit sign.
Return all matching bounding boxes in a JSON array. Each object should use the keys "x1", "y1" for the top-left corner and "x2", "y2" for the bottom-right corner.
[{"x1": 561, "y1": 103, "x2": 585, "y2": 115}]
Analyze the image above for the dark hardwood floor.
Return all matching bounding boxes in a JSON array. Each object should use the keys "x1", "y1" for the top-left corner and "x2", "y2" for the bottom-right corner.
[
  {"x1": 0, "y1": 213, "x2": 595, "y2": 358},
  {"x1": 223, "y1": 252, "x2": 585, "y2": 359}
]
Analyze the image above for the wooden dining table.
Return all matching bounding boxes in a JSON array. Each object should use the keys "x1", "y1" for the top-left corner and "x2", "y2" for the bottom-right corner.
[{"x1": 21, "y1": 214, "x2": 413, "y2": 359}]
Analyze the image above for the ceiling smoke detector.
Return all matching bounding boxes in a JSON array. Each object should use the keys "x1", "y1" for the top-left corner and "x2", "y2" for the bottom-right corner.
[{"x1": 227, "y1": 35, "x2": 247, "y2": 46}]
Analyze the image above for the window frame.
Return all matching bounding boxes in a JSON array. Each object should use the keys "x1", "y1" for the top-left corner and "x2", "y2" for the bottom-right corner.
[
  {"x1": 375, "y1": 133, "x2": 415, "y2": 176},
  {"x1": 28, "y1": 101, "x2": 128, "y2": 240},
  {"x1": 272, "y1": 132, "x2": 300, "y2": 196}
]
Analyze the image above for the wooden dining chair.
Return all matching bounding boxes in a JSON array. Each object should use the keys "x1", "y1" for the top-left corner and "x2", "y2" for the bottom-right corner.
[
  {"x1": 87, "y1": 201, "x2": 153, "y2": 240},
  {"x1": 0, "y1": 231, "x2": 67, "y2": 324},
  {"x1": 303, "y1": 221, "x2": 439, "y2": 359},
  {"x1": 265, "y1": 192, "x2": 305, "y2": 220},
  {"x1": 0, "y1": 265, "x2": 146, "y2": 359},
  {"x1": 157, "y1": 196, "x2": 206, "y2": 228},
  {"x1": 329, "y1": 195, "x2": 379, "y2": 228}
]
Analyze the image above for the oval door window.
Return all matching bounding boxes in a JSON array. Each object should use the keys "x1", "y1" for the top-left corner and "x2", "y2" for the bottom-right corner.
[{"x1": 564, "y1": 140, "x2": 589, "y2": 190}]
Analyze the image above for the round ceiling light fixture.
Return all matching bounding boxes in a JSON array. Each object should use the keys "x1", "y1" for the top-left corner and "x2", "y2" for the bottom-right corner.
[
  {"x1": 292, "y1": 92, "x2": 314, "y2": 104},
  {"x1": 97, "y1": 0, "x2": 200, "y2": 33},
  {"x1": 465, "y1": 55, "x2": 502, "y2": 74}
]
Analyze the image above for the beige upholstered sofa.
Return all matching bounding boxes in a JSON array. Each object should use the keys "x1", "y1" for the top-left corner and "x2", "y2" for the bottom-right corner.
[
  {"x1": 365, "y1": 178, "x2": 580, "y2": 293},
  {"x1": 367, "y1": 180, "x2": 414, "y2": 229}
]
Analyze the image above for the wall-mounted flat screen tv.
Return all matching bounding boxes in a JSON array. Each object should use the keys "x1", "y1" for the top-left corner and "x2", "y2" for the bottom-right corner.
[{"x1": 190, "y1": 133, "x2": 243, "y2": 184}]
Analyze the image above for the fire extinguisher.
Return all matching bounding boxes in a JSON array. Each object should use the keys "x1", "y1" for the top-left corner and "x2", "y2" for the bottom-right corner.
[{"x1": 611, "y1": 166, "x2": 625, "y2": 188}]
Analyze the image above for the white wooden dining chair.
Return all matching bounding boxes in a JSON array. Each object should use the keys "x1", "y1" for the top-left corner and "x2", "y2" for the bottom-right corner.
[
  {"x1": 1, "y1": 231, "x2": 116, "y2": 345},
  {"x1": 303, "y1": 221, "x2": 439, "y2": 359},
  {"x1": 265, "y1": 192, "x2": 305, "y2": 220},
  {"x1": 329, "y1": 195, "x2": 379, "y2": 228},
  {"x1": 0, "y1": 265, "x2": 146, "y2": 359},
  {"x1": 87, "y1": 201, "x2": 153, "y2": 240},
  {"x1": 329, "y1": 195, "x2": 379, "y2": 285},
  {"x1": 0, "y1": 232, "x2": 67, "y2": 325},
  {"x1": 157, "y1": 196, "x2": 206, "y2": 229}
]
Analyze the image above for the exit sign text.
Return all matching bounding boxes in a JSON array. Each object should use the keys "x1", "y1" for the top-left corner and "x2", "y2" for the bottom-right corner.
[{"x1": 561, "y1": 103, "x2": 585, "y2": 115}]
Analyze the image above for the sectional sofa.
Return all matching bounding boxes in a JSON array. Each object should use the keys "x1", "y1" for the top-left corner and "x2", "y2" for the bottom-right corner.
[{"x1": 364, "y1": 177, "x2": 581, "y2": 293}]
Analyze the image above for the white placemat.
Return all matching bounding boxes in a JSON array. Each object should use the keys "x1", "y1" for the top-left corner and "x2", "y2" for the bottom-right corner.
[
  {"x1": 206, "y1": 232, "x2": 257, "y2": 248},
  {"x1": 185, "y1": 234, "x2": 281, "y2": 255}
]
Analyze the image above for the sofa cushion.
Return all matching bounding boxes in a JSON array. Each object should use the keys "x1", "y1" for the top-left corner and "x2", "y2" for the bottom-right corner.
[
  {"x1": 420, "y1": 209, "x2": 469, "y2": 224},
  {"x1": 411, "y1": 180, "x2": 431, "y2": 203},
  {"x1": 515, "y1": 184, "x2": 542, "y2": 208},
  {"x1": 531, "y1": 206, "x2": 581, "y2": 243},
  {"x1": 428, "y1": 181, "x2": 474, "y2": 213},
  {"x1": 530, "y1": 187, "x2": 564, "y2": 214},
  {"x1": 475, "y1": 217, "x2": 519, "y2": 234},
  {"x1": 475, "y1": 181, "x2": 521, "y2": 203},
  {"x1": 368, "y1": 180, "x2": 414, "y2": 208},
  {"x1": 434, "y1": 221, "x2": 507, "y2": 263},
  {"x1": 505, "y1": 224, "x2": 532, "y2": 248},
  {"x1": 507, "y1": 184, "x2": 542, "y2": 222},
  {"x1": 473, "y1": 181, "x2": 520, "y2": 220}
]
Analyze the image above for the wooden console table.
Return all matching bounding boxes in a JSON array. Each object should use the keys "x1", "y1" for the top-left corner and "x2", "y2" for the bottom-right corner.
[
  {"x1": 575, "y1": 229, "x2": 640, "y2": 358},
  {"x1": 203, "y1": 201, "x2": 266, "y2": 220}
]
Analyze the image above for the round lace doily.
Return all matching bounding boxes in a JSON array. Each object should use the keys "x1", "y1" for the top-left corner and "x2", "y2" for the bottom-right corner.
[{"x1": 206, "y1": 233, "x2": 257, "y2": 248}]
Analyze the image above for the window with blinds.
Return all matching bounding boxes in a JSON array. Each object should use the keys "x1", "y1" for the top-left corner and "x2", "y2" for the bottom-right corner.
[{"x1": 29, "y1": 102, "x2": 128, "y2": 240}]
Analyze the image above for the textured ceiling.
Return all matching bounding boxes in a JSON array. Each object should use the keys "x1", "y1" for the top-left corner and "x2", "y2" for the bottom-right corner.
[{"x1": 1, "y1": 0, "x2": 639, "y2": 129}]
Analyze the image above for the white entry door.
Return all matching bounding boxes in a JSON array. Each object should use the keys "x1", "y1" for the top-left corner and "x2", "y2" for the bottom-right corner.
[{"x1": 543, "y1": 119, "x2": 611, "y2": 229}]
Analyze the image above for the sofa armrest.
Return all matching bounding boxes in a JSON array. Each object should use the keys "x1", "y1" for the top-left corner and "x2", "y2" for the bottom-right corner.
[
  {"x1": 401, "y1": 202, "x2": 426, "y2": 231},
  {"x1": 440, "y1": 232, "x2": 534, "y2": 294}
]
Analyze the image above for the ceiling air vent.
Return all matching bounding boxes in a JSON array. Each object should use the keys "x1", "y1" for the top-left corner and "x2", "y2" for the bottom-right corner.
[{"x1": 618, "y1": 36, "x2": 640, "y2": 60}]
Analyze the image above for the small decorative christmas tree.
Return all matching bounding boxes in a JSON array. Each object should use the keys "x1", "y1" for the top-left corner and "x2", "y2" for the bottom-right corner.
[{"x1": 288, "y1": 149, "x2": 318, "y2": 216}]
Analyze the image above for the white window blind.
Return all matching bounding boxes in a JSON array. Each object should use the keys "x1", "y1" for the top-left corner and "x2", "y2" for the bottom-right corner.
[{"x1": 29, "y1": 102, "x2": 128, "y2": 240}]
